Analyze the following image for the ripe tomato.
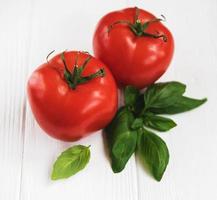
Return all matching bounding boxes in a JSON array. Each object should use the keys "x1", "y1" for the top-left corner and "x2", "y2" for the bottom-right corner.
[
  {"x1": 27, "y1": 51, "x2": 118, "y2": 141},
  {"x1": 93, "y1": 7, "x2": 174, "y2": 89}
]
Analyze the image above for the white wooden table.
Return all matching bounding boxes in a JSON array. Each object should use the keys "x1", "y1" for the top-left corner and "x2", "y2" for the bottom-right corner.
[{"x1": 1, "y1": 0, "x2": 217, "y2": 199}]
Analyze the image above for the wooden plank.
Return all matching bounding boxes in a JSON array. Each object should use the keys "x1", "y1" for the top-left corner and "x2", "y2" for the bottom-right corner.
[
  {"x1": 0, "y1": 1, "x2": 33, "y2": 199},
  {"x1": 20, "y1": 0, "x2": 139, "y2": 200},
  {"x1": 126, "y1": 0, "x2": 217, "y2": 199}
]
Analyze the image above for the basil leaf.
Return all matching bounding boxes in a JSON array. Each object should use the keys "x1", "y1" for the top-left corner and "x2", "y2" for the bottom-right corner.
[
  {"x1": 149, "y1": 96, "x2": 207, "y2": 114},
  {"x1": 105, "y1": 107, "x2": 137, "y2": 173},
  {"x1": 143, "y1": 114, "x2": 176, "y2": 132},
  {"x1": 137, "y1": 129, "x2": 169, "y2": 181},
  {"x1": 131, "y1": 118, "x2": 143, "y2": 130},
  {"x1": 144, "y1": 81, "x2": 186, "y2": 109},
  {"x1": 51, "y1": 145, "x2": 90, "y2": 180},
  {"x1": 124, "y1": 86, "x2": 140, "y2": 107}
]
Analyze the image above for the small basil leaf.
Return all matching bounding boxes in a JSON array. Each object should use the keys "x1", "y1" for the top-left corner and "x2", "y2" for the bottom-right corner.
[
  {"x1": 51, "y1": 145, "x2": 90, "y2": 180},
  {"x1": 131, "y1": 118, "x2": 144, "y2": 130},
  {"x1": 137, "y1": 129, "x2": 169, "y2": 181},
  {"x1": 143, "y1": 114, "x2": 176, "y2": 132},
  {"x1": 124, "y1": 86, "x2": 140, "y2": 107},
  {"x1": 144, "y1": 81, "x2": 186, "y2": 109},
  {"x1": 105, "y1": 107, "x2": 137, "y2": 173},
  {"x1": 149, "y1": 96, "x2": 207, "y2": 114}
]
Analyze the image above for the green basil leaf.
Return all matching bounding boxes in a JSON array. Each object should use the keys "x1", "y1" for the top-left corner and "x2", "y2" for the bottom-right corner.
[
  {"x1": 144, "y1": 81, "x2": 186, "y2": 109},
  {"x1": 131, "y1": 118, "x2": 144, "y2": 130},
  {"x1": 149, "y1": 96, "x2": 207, "y2": 114},
  {"x1": 51, "y1": 145, "x2": 90, "y2": 180},
  {"x1": 143, "y1": 114, "x2": 176, "y2": 132},
  {"x1": 137, "y1": 129, "x2": 169, "y2": 181},
  {"x1": 105, "y1": 107, "x2": 137, "y2": 173},
  {"x1": 124, "y1": 85, "x2": 140, "y2": 107}
]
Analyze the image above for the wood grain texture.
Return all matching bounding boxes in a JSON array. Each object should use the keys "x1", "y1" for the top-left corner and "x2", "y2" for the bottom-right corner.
[
  {"x1": 0, "y1": 0, "x2": 217, "y2": 199},
  {"x1": 0, "y1": 1, "x2": 32, "y2": 199}
]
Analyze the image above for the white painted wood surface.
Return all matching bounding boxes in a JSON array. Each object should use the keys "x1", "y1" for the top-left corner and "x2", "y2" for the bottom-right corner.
[{"x1": 0, "y1": 0, "x2": 217, "y2": 199}]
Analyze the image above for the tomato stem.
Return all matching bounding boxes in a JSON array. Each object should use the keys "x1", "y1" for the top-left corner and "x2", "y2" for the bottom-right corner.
[
  {"x1": 61, "y1": 52, "x2": 105, "y2": 90},
  {"x1": 107, "y1": 7, "x2": 167, "y2": 42},
  {"x1": 46, "y1": 50, "x2": 55, "y2": 63},
  {"x1": 107, "y1": 20, "x2": 135, "y2": 33},
  {"x1": 134, "y1": 6, "x2": 140, "y2": 23},
  {"x1": 143, "y1": 32, "x2": 167, "y2": 42}
]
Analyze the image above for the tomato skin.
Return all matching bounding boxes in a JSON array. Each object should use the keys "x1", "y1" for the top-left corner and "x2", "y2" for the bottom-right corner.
[
  {"x1": 27, "y1": 51, "x2": 118, "y2": 141},
  {"x1": 93, "y1": 7, "x2": 174, "y2": 89}
]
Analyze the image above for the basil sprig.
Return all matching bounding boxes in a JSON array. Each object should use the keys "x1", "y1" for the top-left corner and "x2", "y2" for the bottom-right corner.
[{"x1": 105, "y1": 81, "x2": 207, "y2": 181}]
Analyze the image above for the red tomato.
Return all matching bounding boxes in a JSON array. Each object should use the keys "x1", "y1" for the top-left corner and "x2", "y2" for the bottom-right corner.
[
  {"x1": 93, "y1": 7, "x2": 174, "y2": 89},
  {"x1": 27, "y1": 51, "x2": 118, "y2": 141}
]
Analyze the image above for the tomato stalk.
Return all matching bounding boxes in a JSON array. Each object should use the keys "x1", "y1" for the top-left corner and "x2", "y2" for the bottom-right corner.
[
  {"x1": 108, "y1": 7, "x2": 167, "y2": 42},
  {"x1": 61, "y1": 52, "x2": 105, "y2": 89}
]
